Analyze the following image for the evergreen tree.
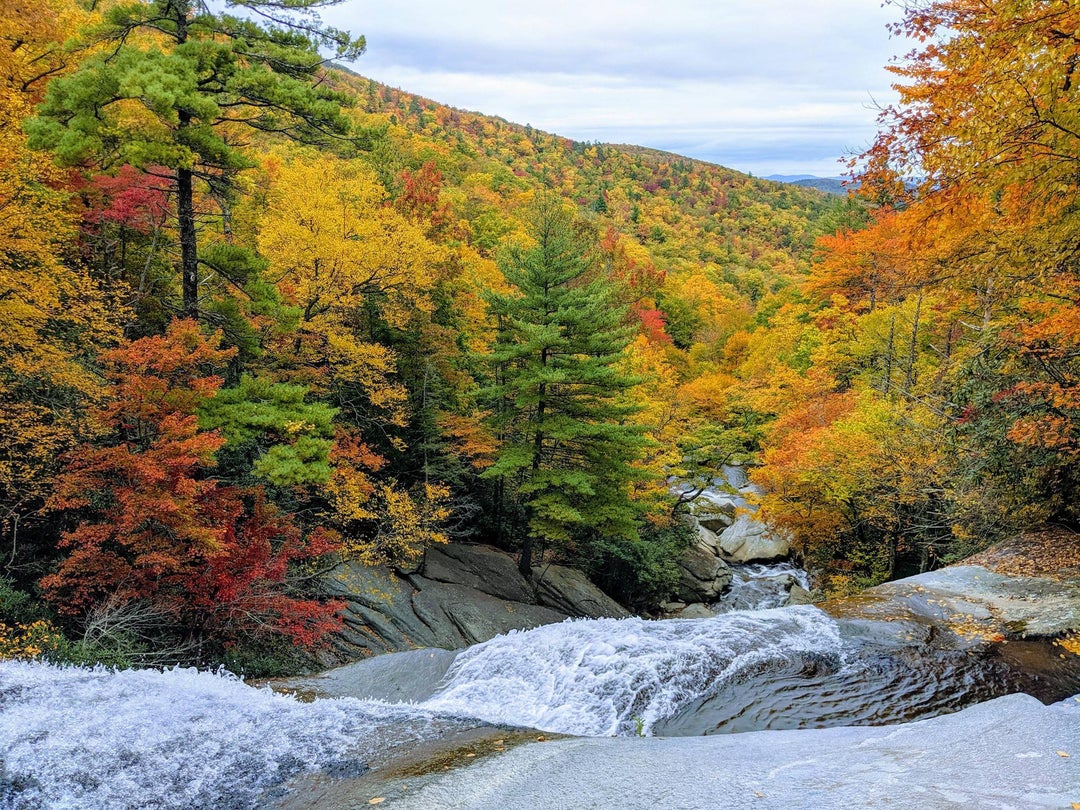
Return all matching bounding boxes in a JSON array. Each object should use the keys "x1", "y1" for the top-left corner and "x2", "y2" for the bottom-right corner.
[
  {"x1": 482, "y1": 196, "x2": 647, "y2": 575},
  {"x1": 27, "y1": 0, "x2": 365, "y2": 319}
]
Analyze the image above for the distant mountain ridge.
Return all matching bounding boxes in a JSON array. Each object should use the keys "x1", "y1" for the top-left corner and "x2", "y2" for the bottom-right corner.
[{"x1": 766, "y1": 175, "x2": 848, "y2": 195}]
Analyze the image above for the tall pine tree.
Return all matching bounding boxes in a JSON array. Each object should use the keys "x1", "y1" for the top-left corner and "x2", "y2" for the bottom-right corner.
[
  {"x1": 482, "y1": 196, "x2": 646, "y2": 576},
  {"x1": 27, "y1": 0, "x2": 365, "y2": 319}
]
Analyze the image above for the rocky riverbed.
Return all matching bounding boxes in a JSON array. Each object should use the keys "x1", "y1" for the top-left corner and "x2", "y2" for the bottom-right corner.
[{"x1": 2, "y1": 532, "x2": 1079, "y2": 809}]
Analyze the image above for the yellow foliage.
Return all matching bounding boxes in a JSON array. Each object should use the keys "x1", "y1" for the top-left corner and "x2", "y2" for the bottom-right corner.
[
  {"x1": 0, "y1": 81, "x2": 119, "y2": 529},
  {"x1": 338, "y1": 481, "x2": 451, "y2": 567},
  {"x1": 258, "y1": 151, "x2": 444, "y2": 423},
  {"x1": 0, "y1": 620, "x2": 65, "y2": 661}
]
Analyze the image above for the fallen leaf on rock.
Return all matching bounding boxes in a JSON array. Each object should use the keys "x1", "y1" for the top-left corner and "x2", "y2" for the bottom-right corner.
[{"x1": 368, "y1": 800, "x2": 385, "y2": 806}]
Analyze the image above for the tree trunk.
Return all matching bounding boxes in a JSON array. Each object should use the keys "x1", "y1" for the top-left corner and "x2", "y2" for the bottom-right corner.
[
  {"x1": 177, "y1": 165, "x2": 199, "y2": 320},
  {"x1": 518, "y1": 534, "x2": 533, "y2": 578},
  {"x1": 175, "y1": 5, "x2": 198, "y2": 320}
]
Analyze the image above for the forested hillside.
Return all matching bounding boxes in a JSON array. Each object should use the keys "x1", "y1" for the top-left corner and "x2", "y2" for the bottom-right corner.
[{"x1": 2, "y1": 0, "x2": 1074, "y2": 671}]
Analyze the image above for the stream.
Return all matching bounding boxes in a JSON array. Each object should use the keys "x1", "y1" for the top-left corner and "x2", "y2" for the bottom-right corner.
[{"x1": 3, "y1": 564, "x2": 1080, "y2": 809}]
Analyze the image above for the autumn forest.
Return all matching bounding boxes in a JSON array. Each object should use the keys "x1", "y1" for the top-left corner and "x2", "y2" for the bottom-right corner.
[{"x1": 1, "y1": 0, "x2": 1077, "y2": 672}]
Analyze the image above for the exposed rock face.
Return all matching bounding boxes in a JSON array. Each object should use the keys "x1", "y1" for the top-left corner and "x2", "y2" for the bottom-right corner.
[
  {"x1": 530, "y1": 563, "x2": 630, "y2": 619},
  {"x1": 321, "y1": 543, "x2": 628, "y2": 662},
  {"x1": 715, "y1": 514, "x2": 791, "y2": 564},
  {"x1": 421, "y1": 544, "x2": 533, "y2": 603},
  {"x1": 833, "y1": 565, "x2": 1080, "y2": 638},
  {"x1": 385, "y1": 693, "x2": 1080, "y2": 810},
  {"x1": 675, "y1": 543, "x2": 732, "y2": 603}
]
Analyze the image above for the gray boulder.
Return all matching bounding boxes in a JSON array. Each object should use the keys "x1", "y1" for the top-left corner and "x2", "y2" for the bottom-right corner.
[
  {"x1": 674, "y1": 602, "x2": 715, "y2": 619},
  {"x1": 691, "y1": 492, "x2": 740, "y2": 532},
  {"x1": 409, "y1": 576, "x2": 568, "y2": 647},
  {"x1": 675, "y1": 543, "x2": 733, "y2": 603},
  {"x1": 531, "y1": 563, "x2": 631, "y2": 618},
  {"x1": 421, "y1": 544, "x2": 533, "y2": 603},
  {"x1": 717, "y1": 514, "x2": 791, "y2": 563},
  {"x1": 784, "y1": 584, "x2": 814, "y2": 606},
  {"x1": 322, "y1": 544, "x2": 631, "y2": 662}
]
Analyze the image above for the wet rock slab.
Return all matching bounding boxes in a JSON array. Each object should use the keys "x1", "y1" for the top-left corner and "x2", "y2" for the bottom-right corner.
[
  {"x1": 276, "y1": 693, "x2": 1080, "y2": 810},
  {"x1": 827, "y1": 565, "x2": 1080, "y2": 638},
  {"x1": 321, "y1": 544, "x2": 629, "y2": 661}
]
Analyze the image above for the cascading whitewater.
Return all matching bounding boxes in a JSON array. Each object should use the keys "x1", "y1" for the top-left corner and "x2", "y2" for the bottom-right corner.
[
  {"x1": 421, "y1": 606, "x2": 843, "y2": 736},
  {"x1": 715, "y1": 562, "x2": 813, "y2": 613},
  {"x1": 0, "y1": 608, "x2": 843, "y2": 808},
  {"x1": 0, "y1": 662, "x2": 445, "y2": 810}
]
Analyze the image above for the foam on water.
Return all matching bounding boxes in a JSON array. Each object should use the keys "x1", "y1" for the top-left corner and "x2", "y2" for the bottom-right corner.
[
  {"x1": 715, "y1": 562, "x2": 813, "y2": 612},
  {"x1": 0, "y1": 661, "x2": 439, "y2": 810},
  {"x1": 421, "y1": 605, "x2": 843, "y2": 736}
]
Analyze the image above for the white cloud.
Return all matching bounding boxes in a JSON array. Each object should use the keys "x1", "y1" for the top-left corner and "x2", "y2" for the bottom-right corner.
[{"x1": 319, "y1": 0, "x2": 902, "y2": 175}]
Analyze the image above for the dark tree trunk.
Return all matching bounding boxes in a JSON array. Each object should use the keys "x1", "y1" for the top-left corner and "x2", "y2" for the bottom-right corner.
[
  {"x1": 177, "y1": 165, "x2": 198, "y2": 320},
  {"x1": 519, "y1": 534, "x2": 533, "y2": 578}
]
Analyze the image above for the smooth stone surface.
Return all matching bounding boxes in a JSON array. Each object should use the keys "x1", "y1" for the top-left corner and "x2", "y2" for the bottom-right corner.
[
  {"x1": 391, "y1": 693, "x2": 1080, "y2": 809},
  {"x1": 409, "y1": 576, "x2": 569, "y2": 647},
  {"x1": 421, "y1": 544, "x2": 533, "y2": 604},
  {"x1": 860, "y1": 565, "x2": 1080, "y2": 637},
  {"x1": 322, "y1": 544, "x2": 632, "y2": 661},
  {"x1": 275, "y1": 648, "x2": 459, "y2": 703},
  {"x1": 530, "y1": 563, "x2": 631, "y2": 619},
  {"x1": 717, "y1": 514, "x2": 791, "y2": 563}
]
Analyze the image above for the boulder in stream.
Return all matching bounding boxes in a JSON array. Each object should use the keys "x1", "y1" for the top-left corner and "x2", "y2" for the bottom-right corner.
[
  {"x1": 675, "y1": 542, "x2": 732, "y2": 603},
  {"x1": 716, "y1": 513, "x2": 791, "y2": 563},
  {"x1": 530, "y1": 563, "x2": 630, "y2": 618}
]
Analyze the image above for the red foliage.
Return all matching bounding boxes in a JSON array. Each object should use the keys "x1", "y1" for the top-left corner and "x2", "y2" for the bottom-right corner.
[
  {"x1": 395, "y1": 160, "x2": 453, "y2": 236},
  {"x1": 598, "y1": 227, "x2": 666, "y2": 301},
  {"x1": 189, "y1": 489, "x2": 345, "y2": 647},
  {"x1": 634, "y1": 306, "x2": 673, "y2": 345},
  {"x1": 42, "y1": 320, "x2": 342, "y2": 649},
  {"x1": 81, "y1": 165, "x2": 170, "y2": 233}
]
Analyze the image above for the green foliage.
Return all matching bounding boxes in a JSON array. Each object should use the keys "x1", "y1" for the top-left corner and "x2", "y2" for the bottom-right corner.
[
  {"x1": 199, "y1": 374, "x2": 336, "y2": 486},
  {"x1": 0, "y1": 577, "x2": 42, "y2": 626},
  {"x1": 580, "y1": 521, "x2": 692, "y2": 612},
  {"x1": 27, "y1": 0, "x2": 366, "y2": 317},
  {"x1": 481, "y1": 197, "x2": 648, "y2": 566}
]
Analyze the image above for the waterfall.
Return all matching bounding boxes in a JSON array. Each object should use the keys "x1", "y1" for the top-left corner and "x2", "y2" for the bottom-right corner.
[{"x1": 420, "y1": 606, "x2": 842, "y2": 736}]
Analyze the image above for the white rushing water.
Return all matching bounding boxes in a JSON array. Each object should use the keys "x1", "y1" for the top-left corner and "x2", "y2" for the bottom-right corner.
[
  {"x1": 421, "y1": 606, "x2": 842, "y2": 736},
  {"x1": 0, "y1": 662, "x2": 441, "y2": 810},
  {"x1": 0, "y1": 607, "x2": 844, "y2": 808},
  {"x1": 715, "y1": 562, "x2": 813, "y2": 613}
]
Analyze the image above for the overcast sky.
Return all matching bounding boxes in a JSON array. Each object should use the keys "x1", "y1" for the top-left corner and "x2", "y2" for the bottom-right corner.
[{"x1": 318, "y1": 1, "x2": 904, "y2": 177}]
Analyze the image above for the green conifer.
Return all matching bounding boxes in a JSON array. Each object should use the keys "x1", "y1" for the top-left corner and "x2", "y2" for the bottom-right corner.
[{"x1": 482, "y1": 195, "x2": 647, "y2": 575}]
